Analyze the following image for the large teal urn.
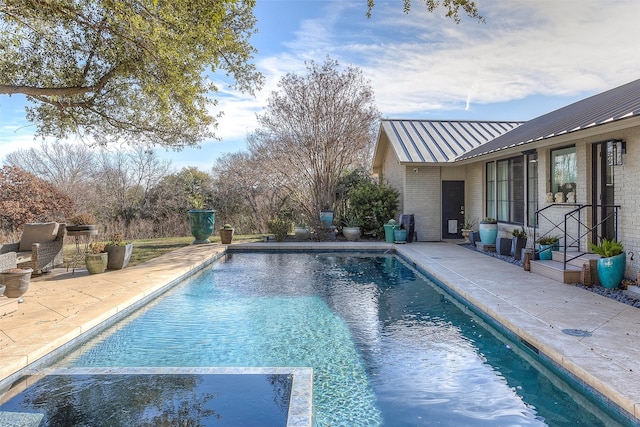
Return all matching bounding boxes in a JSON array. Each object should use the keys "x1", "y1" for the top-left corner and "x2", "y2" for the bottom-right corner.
[
  {"x1": 479, "y1": 219, "x2": 498, "y2": 245},
  {"x1": 597, "y1": 252, "x2": 626, "y2": 289},
  {"x1": 188, "y1": 209, "x2": 216, "y2": 244},
  {"x1": 319, "y1": 210, "x2": 334, "y2": 228}
]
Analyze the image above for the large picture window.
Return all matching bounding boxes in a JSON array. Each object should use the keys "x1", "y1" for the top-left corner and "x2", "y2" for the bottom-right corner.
[
  {"x1": 486, "y1": 156, "x2": 525, "y2": 224},
  {"x1": 551, "y1": 146, "x2": 576, "y2": 198}
]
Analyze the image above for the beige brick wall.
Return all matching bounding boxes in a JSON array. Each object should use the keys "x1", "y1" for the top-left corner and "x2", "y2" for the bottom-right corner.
[
  {"x1": 404, "y1": 166, "x2": 441, "y2": 241},
  {"x1": 381, "y1": 147, "x2": 404, "y2": 211},
  {"x1": 613, "y1": 126, "x2": 640, "y2": 280},
  {"x1": 464, "y1": 163, "x2": 484, "y2": 227}
]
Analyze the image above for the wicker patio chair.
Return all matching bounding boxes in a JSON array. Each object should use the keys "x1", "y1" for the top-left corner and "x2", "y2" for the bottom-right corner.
[{"x1": 0, "y1": 222, "x2": 66, "y2": 274}]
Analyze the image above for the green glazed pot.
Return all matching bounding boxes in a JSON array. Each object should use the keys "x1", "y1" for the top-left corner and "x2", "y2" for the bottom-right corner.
[{"x1": 188, "y1": 209, "x2": 216, "y2": 244}]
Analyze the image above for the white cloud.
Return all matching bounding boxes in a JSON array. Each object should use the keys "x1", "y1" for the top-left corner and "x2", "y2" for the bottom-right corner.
[{"x1": 353, "y1": 0, "x2": 640, "y2": 115}]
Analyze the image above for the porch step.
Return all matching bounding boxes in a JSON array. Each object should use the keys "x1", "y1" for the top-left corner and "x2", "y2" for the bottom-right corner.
[
  {"x1": 546, "y1": 251, "x2": 601, "y2": 285},
  {"x1": 529, "y1": 259, "x2": 582, "y2": 284},
  {"x1": 551, "y1": 250, "x2": 601, "y2": 269}
]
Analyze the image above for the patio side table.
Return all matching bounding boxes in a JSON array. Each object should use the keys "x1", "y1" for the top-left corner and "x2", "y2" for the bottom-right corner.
[{"x1": 67, "y1": 229, "x2": 98, "y2": 273}]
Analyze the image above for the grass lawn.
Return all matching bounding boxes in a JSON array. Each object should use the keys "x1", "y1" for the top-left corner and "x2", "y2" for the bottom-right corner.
[{"x1": 64, "y1": 234, "x2": 264, "y2": 268}]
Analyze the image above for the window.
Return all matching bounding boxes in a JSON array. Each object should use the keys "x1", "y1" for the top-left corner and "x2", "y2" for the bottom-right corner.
[
  {"x1": 551, "y1": 146, "x2": 576, "y2": 198},
  {"x1": 527, "y1": 152, "x2": 538, "y2": 226},
  {"x1": 486, "y1": 156, "x2": 525, "y2": 224},
  {"x1": 486, "y1": 162, "x2": 495, "y2": 220}
]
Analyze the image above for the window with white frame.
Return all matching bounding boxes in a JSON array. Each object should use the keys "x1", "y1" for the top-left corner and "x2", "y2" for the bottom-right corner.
[
  {"x1": 486, "y1": 156, "x2": 525, "y2": 224},
  {"x1": 551, "y1": 146, "x2": 576, "y2": 199}
]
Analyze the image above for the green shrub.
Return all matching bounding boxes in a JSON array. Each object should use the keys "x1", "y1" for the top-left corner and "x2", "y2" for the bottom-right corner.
[
  {"x1": 348, "y1": 180, "x2": 399, "y2": 239},
  {"x1": 267, "y1": 217, "x2": 291, "y2": 242}
]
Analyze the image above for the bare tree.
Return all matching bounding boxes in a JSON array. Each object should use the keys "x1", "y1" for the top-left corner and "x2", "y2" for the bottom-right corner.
[
  {"x1": 249, "y1": 57, "x2": 380, "y2": 223},
  {"x1": 211, "y1": 151, "x2": 292, "y2": 233},
  {"x1": 93, "y1": 147, "x2": 171, "y2": 237},
  {"x1": 5, "y1": 141, "x2": 95, "y2": 201}
]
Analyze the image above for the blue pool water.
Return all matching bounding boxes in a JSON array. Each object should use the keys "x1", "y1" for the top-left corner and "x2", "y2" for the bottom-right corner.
[
  {"x1": 52, "y1": 253, "x2": 628, "y2": 426},
  {"x1": 1, "y1": 372, "x2": 291, "y2": 426}
]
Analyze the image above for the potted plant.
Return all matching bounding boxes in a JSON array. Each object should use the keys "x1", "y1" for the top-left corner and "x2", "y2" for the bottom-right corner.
[
  {"x1": 105, "y1": 233, "x2": 134, "y2": 270},
  {"x1": 383, "y1": 219, "x2": 398, "y2": 243},
  {"x1": 460, "y1": 218, "x2": 476, "y2": 244},
  {"x1": 394, "y1": 223, "x2": 408, "y2": 243},
  {"x1": 85, "y1": 242, "x2": 108, "y2": 274},
  {"x1": 342, "y1": 217, "x2": 361, "y2": 242},
  {"x1": 319, "y1": 208, "x2": 334, "y2": 228},
  {"x1": 479, "y1": 217, "x2": 498, "y2": 245},
  {"x1": 66, "y1": 213, "x2": 96, "y2": 232},
  {"x1": 511, "y1": 226, "x2": 528, "y2": 260},
  {"x1": 590, "y1": 238, "x2": 625, "y2": 289},
  {"x1": 294, "y1": 223, "x2": 310, "y2": 240},
  {"x1": 537, "y1": 235, "x2": 560, "y2": 261},
  {"x1": 219, "y1": 224, "x2": 234, "y2": 244},
  {"x1": 188, "y1": 200, "x2": 216, "y2": 244}
]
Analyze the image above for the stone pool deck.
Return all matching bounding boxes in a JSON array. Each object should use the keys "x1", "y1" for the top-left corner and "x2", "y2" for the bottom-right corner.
[{"x1": 0, "y1": 241, "x2": 639, "y2": 424}]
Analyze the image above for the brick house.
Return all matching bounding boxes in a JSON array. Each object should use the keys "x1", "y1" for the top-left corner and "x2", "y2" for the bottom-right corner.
[{"x1": 372, "y1": 78, "x2": 640, "y2": 281}]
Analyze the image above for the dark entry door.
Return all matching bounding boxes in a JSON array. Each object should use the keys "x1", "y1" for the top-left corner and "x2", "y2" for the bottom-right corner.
[{"x1": 442, "y1": 181, "x2": 465, "y2": 239}]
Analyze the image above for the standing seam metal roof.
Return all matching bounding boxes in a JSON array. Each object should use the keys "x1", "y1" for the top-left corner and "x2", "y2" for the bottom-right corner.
[
  {"x1": 458, "y1": 78, "x2": 640, "y2": 161},
  {"x1": 381, "y1": 119, "x2": 523, "y2": 164}
]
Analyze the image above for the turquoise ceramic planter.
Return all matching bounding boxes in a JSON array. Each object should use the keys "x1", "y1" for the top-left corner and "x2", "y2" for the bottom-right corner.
[
  {"x1": 478, "y1": 222, "x2": 497, "y2": 245},
  {"x1": 384, "y1": 221, "x2": 398, "y2": 243},
  {"x1": 538, "y1": 243, "x2": 558, "y2": 260},
  {"x1": 597, "y1": 252, "x2": 626, "y2": 289},
  {"x1": 319, "y1": 210, "x2": 334, "y2": 228},
  {"x1": 394, "y1": 229, "x2": 407, "y2": 243},
  {"x1": 188, "y1": 209, "x2": 216, "y2": 244}
]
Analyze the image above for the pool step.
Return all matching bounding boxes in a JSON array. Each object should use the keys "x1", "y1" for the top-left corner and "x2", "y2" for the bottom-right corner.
[{"x1": 530, "y1": 251, "x2": 600, "y2": 284}]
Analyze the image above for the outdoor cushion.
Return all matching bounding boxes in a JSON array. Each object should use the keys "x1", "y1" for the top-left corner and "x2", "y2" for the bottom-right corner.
[
  {"x1": 15, "y1": 252, "x2": 32, "y2": 263},
  {"x1": 18, "y1": 222, "x2": 59, "y2": 252}
]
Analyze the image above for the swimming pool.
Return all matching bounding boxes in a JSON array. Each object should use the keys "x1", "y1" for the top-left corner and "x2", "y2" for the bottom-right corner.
[{"x1": 7, "y1": 252, "x2": 633, "y2": 426}]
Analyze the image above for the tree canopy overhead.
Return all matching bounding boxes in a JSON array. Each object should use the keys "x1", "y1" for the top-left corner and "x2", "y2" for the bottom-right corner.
[
  {"x1": 0, "y1": 0, "x2": 263, "y2": 149},
  {"x1": 367, "y1": 0, "x2": 482, "y2": 21}
]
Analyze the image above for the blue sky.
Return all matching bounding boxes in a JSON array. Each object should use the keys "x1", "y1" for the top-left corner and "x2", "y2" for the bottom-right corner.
[{"x1": 2, "y1": 0, "x2": 640, "y2": 170}]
